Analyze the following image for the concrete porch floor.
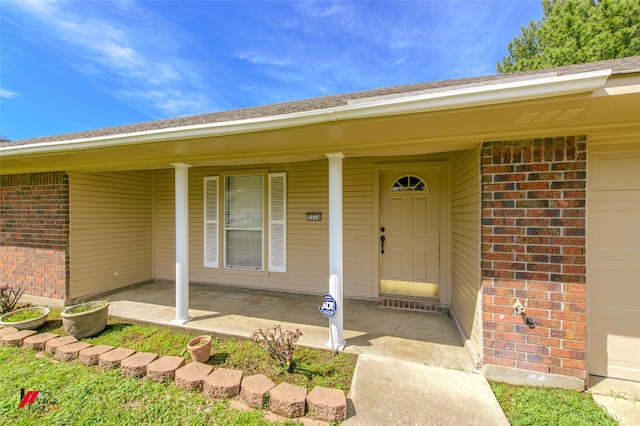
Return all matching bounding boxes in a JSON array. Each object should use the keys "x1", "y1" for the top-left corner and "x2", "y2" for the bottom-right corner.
[{"x1": 106, "y1": 281, "x2": 475, "y2": 371}]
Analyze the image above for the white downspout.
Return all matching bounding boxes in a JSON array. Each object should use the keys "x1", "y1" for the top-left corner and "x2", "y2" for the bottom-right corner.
[
  {"x1": 171, "y1": 162, "x2": 192, "y2": 325},
  {"x1": 326, "y1": 152, "x2": 346, "y2": 350}
]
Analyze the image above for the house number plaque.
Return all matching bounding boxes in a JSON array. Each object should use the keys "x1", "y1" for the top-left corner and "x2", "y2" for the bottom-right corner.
[{"x1": 306, "y1": 212, "x2": 322, "y2": 222}]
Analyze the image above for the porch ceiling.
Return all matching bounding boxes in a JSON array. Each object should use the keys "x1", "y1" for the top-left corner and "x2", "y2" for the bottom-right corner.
[{"x1": 2, "y1": 73, "x2": 639, "y2": 174}]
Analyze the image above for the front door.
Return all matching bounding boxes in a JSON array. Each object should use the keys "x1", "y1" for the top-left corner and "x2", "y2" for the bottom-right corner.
[{"x1": 379, "y1": 164, "x2": 443, "y2": 298}]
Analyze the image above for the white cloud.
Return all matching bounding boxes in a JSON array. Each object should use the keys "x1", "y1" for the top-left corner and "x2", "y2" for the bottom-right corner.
[
  {"x1": 4, "y1": 0, "x2": 217, "y2": 117},
  {"x1": 0, "y1": 89, "x2": 20, "y2": 99}
]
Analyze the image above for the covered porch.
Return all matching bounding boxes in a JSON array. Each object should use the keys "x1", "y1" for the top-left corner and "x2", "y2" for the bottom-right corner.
[{"x1": 106, "y1": 280, "x2": 475, "y2": 371}]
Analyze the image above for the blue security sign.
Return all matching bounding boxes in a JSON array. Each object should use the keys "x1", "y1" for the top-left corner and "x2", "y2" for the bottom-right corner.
[{"x1": 319, "y1": 294, "x2": 338, "y2": 318}]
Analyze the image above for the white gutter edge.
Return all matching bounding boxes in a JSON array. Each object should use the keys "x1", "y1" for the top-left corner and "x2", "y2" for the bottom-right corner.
[{"x1": 1, "y1": 69, "x2": 611, "y2": 157}]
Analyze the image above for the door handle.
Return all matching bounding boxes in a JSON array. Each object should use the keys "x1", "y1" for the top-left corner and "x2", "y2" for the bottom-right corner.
[{"x1": 380, "y1": 235, "x2": 386, "y2": 254}]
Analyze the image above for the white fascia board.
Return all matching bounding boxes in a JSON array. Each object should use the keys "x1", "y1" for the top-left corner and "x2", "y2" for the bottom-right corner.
[{"x1": 1, "y1": 69, "x2": 611, "y2": 157}]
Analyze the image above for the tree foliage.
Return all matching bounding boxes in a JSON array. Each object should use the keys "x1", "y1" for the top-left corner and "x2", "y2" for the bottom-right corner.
[{"x1": 498, "y1": 0, "x2": 640, "y2": 73}]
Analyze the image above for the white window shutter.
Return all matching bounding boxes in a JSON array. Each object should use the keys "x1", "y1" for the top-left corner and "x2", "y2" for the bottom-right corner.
[
  {"x1": 204, "y1": 176, "x2": 218, "y2": 268},
  {"x1": 268, "y1": 172, "x2": 286, "y2": 272}
]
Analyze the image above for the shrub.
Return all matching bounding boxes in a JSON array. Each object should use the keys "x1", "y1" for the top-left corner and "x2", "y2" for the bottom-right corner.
[
  {"x1": 251, "y1": 324, "x2": 303, "y2": 372},
  {"x1": 0, "y1": 285, "x2": 24, "y2": 314}
]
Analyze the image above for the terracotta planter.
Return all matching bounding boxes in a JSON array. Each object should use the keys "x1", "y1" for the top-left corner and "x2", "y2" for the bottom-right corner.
[
  {"x1": 0, "y1": 307, "x2": 50, "y2": 330},
  {"x1": 187, "y1": 335, "x2": 212, "y2": 363},
  {"x1": 61, "y1": 301, "x2": 109, "y2": 339}
]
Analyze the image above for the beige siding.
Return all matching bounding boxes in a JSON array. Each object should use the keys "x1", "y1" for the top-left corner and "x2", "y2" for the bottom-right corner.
[
  {"x1": 69, "y1": 171, "x2": 153, "y2": 299},
  {"x1": 588, "y1": 136, "x2": 640, "y2": 380},
  {"x1": 153, "y1": 159, "x2": 375, "y2": 298},
  {"x1": 450, "y1": 146, "x2": 482, "y2": 362},
  {"x1": 153, "y1": 169, "x2": 176, "y2": 280},
  {"x1": 153, "y1": 154, "x2": 459, "y2": 299}
]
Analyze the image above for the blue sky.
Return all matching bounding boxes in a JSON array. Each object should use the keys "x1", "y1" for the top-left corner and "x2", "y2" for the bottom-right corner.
[{"x1": 1, "y1": 1, "x2": 542, "y2": 141}]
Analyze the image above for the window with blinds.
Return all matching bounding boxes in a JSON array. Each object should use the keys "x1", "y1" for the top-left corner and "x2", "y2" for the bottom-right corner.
[
  {"x1": 204, "y1": 172, "x2": 286, "y2": 272},
  {"x1": 225, "y1": 174, "x2": 263, "y2": 269}
]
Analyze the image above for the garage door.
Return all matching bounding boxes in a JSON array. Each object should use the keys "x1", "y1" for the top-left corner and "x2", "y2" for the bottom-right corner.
[{"x1": 588, "y1": 141, "x2": 640, "y2": 381}]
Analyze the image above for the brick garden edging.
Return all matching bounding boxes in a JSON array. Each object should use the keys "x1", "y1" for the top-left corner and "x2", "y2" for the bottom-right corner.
[{"x1": 1, "y1": 327, "x2": 348, "y2": 423}]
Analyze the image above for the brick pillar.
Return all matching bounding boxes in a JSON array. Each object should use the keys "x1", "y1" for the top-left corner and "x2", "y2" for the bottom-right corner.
[
  {"x1": 0, "y1": 172, "x2": 70, "y2": 301},
  {"x1": 481, "y1": 136, "x2": 587, "y2": 384}
]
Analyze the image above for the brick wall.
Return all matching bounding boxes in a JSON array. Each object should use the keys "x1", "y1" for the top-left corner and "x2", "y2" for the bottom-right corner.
[
  {"x1": 481, "y1": 136, "x2": 587, "y2": 381},
  {"x1": 0, "y1": 172, "x2": 70, "y2": 300}
]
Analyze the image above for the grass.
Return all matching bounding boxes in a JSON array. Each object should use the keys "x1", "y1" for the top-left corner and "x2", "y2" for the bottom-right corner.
[
  {"x1": 63, "y1": 301, "x2": 108, "y2": 315},
  {"x1": 0, "y1": 307, "x2": 47, "y2": 322},
  {"x1": 39, "y1": 310, "x2": 356, "y2": 392},
  {"x1": 491, "y1": 382, "x2": 619, "y2": 426},
  {"x1": 1, "y1": 310, "x2": 356, "y2": 425},
  {"x1": 0, "y1": 345, "x2": 282, "y2": 425}
]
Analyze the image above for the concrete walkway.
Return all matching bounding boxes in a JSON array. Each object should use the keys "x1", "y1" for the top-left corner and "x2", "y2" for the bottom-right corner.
[
  {"x1": 589, "y1": 377, "x2": 640, "y2": 426},
  {"x1": 105, "y1": 281, "x2": 511, "y2": 425}
]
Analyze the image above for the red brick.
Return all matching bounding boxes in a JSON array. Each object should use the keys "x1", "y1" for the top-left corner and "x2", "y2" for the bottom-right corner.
[
  {"x1": 527, "y1": 335, "x2": 560, "y2": 348},
  {"x1": 550, "y1": 329, "x2": 585, "y2": 341},
  {"x1": 561, "y1": 358, "x2": 586, "y2": 370},
  {"x1": 516, "y1": 343, "x2": 549, "y2": 355},
  {"x1": 526, "y1": 353, "x2": 560, "y2": 366},
  {"x1": 494, "y1": 349, "x2": 526, "y2": 360},
  {"x1": 494, "y1": 332, "x2": 527, "y2": 343},
  {"x1": 550, "y1": 366, "x2": 587, "y2": 379}
]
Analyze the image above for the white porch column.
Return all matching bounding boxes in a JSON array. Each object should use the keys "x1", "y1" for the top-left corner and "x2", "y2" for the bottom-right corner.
[
  {"x1": 171, "y1": 162, "x2": 192, "y2": 325},
  {"x1": 326, "y1": 152, "x2": 346, "y2": 350}
]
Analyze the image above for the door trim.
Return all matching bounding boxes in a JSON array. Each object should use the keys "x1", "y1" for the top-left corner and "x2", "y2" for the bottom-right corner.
[{"x1": 372, "y1": 160, "x2": 451, "y2": 304}]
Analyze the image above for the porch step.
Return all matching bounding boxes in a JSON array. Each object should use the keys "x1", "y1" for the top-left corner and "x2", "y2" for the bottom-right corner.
[
  {"x1": 22, "y1": 332, "x2": 59, "y2": 351},
  {"x1": 378, "y1": 296, "x2": 441, "y2": 312}
]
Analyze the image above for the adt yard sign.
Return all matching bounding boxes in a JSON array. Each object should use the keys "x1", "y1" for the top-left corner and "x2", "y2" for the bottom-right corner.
[{"x1": 319, "y1": 294, "x2": 338, "y2": 318}]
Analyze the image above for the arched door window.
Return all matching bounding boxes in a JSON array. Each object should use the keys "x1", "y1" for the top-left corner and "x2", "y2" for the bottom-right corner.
[{"x1": 390, "y1": 175, "x2": 429, "y2": 192}]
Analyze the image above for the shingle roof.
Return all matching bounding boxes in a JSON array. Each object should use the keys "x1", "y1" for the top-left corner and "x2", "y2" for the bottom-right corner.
[{"x1": 4, "y1": 56, "x2": 640, "y2": 147}]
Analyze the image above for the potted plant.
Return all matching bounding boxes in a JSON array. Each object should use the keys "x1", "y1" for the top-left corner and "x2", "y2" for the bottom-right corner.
[
  {"x1": 187, "y1": 335, "x2": 212, "y2": 363},
  {"x1": 60, "y1": 300, "x2": 109, "y2": 338},
  {"x1": 0, "y1": 306, "x2": 50, "y2": 330}
]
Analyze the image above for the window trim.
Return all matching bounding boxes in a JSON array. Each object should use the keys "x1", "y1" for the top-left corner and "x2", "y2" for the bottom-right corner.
[{"x1": 203, "y1": 170, "x2": 286, "y2": 273}]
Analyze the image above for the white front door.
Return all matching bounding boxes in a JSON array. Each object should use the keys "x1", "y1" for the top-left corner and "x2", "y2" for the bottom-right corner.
[{"x1": 379, "y1": 164, "x2": 444, "y2": 298}]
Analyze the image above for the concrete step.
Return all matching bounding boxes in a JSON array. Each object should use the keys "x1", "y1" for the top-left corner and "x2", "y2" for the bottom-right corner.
[
  {"x1": 203, "y1": 367, "x2": 243, "y2": 400},
  {"x1": 1, "y1": 329, "x2": 37, "y2": 346},
  {"x1": 99, "y1": 347, "x2": 136, "y2": 369},
  {"x1": 22, "y1": 332, "x2": 59, "y2": 351},
  {"x1": 146, "y1": 356, "x2": 185, "y2": 382},
  {"x1": 175, "y1": 362, "x2": 214, "y2": 392},
  {"x1": 240, "y1": 374, "x2": 275, "y2": 409},
  {"x1": 269, "y1": 382, "x2": 307, "y2": 418},
  {"x1": 120, "y1": 352, "x2": 158, "y2": 378},
  {"x1": 54, "y1": 342, "x2": 93, "y2": 361},
  {"x1": 79, "y1": 345, "x2": 115, "y2": 366},
  {"x1": 45, "y1": 336, "x2": 78, "y2": 354},
  {"x1": 306, "y1": 386, "x2": 347, "y2": 422}
]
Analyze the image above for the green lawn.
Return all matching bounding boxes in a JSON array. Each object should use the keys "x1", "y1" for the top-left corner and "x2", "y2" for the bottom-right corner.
[
  {"x1": 1, "y1": 312, "x2": 356, "y2": 425},
  {"x1": 491, "y1": 381, "x2": 618, "y2": 426}
]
